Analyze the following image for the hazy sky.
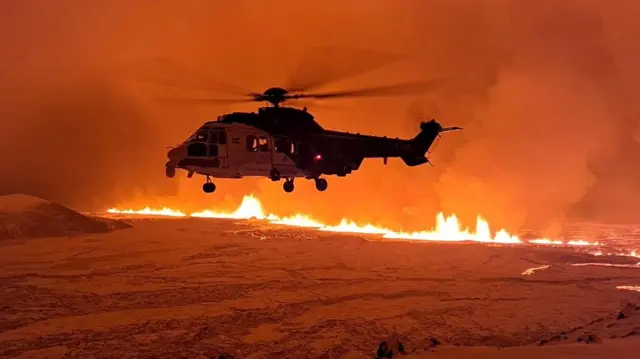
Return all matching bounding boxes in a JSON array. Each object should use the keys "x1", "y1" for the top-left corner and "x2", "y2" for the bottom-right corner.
[{"x1": 1, "y1": 0, "x2": 639, "y2": 234}]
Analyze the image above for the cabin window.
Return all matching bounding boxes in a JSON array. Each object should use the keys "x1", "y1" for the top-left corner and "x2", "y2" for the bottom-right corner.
[
  {"x1": 208, "y1": 144, "x2": 219, "y2": 157},
  {"x1": 218, "y1": 131, "x2": 227, "y2": 145},
  {"x1": 275, "y1": 138, "x2": 295, "y2": 154},
  {"x1": 187, "y1": 142, "x2": 207, "y2": 157},
  {"x1": 258, "y1": 136, "x2": 269, "y2": 152},
  {"x1": 246, "y1": 135, "x2": 258, "y2": 152}
]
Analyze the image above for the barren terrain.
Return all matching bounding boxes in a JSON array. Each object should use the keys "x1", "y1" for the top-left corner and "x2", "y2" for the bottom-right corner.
[{"x1": 1, "y1": 217, "x2": 639, "y2": 358}]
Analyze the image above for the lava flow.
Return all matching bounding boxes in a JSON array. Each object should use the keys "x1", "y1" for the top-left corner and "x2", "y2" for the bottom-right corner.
[{"x1": 106, "y1": 195, "x2": 606, "y2": 247}]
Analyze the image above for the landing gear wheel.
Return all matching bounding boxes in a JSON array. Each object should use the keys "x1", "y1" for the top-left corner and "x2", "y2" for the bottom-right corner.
[
  {"x1": 202, "y1": 182, "x2": 216, "y2": 193},
  {"x1": 314, "y1": 178, "x2": 328, "y2": 192},
  {"x1": 270, "y1": 168, "x2": 281, "y2": 181},
  {"x1": 203, "y1": 176, "x2": 216, "y2": 193},
  {"x1": 283, "y1": 179, "x2": 294, "y2": 193}
]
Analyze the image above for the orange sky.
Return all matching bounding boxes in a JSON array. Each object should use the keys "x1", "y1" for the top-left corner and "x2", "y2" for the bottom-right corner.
[{"x1": 1, "y1": 0, "x2": 640, "y2": 234}]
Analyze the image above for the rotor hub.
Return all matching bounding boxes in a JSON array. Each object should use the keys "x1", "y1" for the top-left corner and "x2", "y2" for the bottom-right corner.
[
  {"x1": 263, "y1": 87, "x2": 289, "y2": 98},
  {"x1": 254, "y1": 87, "x2": 291, "y2": 107}
]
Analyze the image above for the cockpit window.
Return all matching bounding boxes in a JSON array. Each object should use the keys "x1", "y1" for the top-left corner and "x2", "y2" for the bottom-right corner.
[
  {"x1": 208, "y1": 131, "x2": 218, "y2": 144},
  {"x1": 190, "y1": 130, "x2": 209, "y2": 142},
  {"x1": 187, "y1": 143, "x2": 207, "y2": 157}
]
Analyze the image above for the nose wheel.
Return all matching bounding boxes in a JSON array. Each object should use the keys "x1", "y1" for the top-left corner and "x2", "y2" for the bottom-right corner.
[
  {"x1": 165, "y1": 163, "x2": 176, "y2": 178},
  {"x1": 314, "y1": 177, "x2": 328, "y2": 192},
  {"x1": 283, "y1": 178, "x2": 295, "y2": 193},
  {"x1": 202, "y1": 176, "x2": 216, "y2": 193}
]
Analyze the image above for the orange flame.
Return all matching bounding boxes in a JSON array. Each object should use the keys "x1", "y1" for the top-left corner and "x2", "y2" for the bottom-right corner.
[{"x1": 106, "y1": 195, "x2": 605, "y2": 247}]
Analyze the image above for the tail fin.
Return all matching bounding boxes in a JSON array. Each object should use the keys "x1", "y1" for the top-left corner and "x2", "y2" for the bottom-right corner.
[{"x1": 401, "y1": 119, "x2": 461, "y2": 166}]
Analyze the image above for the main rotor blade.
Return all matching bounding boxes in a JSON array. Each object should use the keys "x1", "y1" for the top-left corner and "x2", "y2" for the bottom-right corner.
[
  {"x1": 286, "y1": 47, "x2": 402, "y2": 92},
  {"x1": 155, "y1": 97, "x2": 254, "y2": 105},
  {"x1": 112, "y1": 57, "x2": 248, "y2": 96},
  {"x1": 293, "y1": 78, "x2": 446, "y2": 100}
]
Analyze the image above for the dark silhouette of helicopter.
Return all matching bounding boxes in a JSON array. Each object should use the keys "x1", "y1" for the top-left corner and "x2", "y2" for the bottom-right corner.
[{"x1": 124, "y1": 52, "x2": 462, "y2": 194}]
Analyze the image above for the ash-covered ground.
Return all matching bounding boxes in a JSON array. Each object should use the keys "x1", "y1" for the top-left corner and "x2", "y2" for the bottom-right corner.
[{"x1": 0, "y1": 216, "x2": 639, "y2": 359}]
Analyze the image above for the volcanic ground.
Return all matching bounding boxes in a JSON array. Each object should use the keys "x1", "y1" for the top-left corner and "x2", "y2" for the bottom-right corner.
[{"x1": 1, "y1": 201, "x2": 639, "y2": 358}]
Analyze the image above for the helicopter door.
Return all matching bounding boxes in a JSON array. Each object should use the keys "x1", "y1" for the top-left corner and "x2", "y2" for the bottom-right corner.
[
  {"x1": 243, "y1": 134, "x2": 271, "y2": 176},
  {"x1": 272, "y1": 137, "x2": 299, "y2": 176},
  {"x1": 214, "y1": 129, "x2": 228, "y2": 158},
  {"x1": 206, "y1": 128, "x2": 228, "y2": 167}
]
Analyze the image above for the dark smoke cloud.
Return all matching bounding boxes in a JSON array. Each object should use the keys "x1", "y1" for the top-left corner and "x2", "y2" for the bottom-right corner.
[{"x1": 1, "y1": 0, "x2": 639, "y2": 232}]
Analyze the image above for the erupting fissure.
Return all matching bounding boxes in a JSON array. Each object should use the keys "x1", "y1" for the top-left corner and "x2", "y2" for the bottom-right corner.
[{"x1": 106, "y1": 195, "x2": 605, "y2": 247}]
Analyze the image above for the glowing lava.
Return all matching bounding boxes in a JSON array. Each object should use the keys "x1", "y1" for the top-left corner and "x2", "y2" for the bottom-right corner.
[
  {"x1": 617, "y1": 285, "x2": 640, "y2": 293},
  {"x1": 107, "y1": 207, "x2": 186, "y2": 217},
  {"x1": 106, "y1": 195, "x2": 604, "y2": 247},
  {"x1": 190, "y1": 196, "x2": 324, "y2": 228}
]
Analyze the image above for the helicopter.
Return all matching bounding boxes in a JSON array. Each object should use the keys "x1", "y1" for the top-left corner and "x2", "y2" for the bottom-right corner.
[
  {"x1": 120, "y1": 53, "x2": 462, "y2": 193},
  {"x1": 163, "y1": 84, "x2": 462, "y2": 193}
]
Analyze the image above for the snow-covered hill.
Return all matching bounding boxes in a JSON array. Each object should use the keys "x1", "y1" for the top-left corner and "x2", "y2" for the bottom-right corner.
[{"x1": 0, "y1": 194, "x2": 130, "y2": 240}]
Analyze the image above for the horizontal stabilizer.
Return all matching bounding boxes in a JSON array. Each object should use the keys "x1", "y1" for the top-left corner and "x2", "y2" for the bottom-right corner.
[{"x1": 441, "y1": 126, "x2": 463, "y2": 133}]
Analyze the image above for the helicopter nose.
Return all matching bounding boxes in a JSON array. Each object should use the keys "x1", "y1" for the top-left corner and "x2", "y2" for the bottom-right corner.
[
  {"x1": 166, "y1": 145, "x2": 186, "y2": 179},
  {"x1": 167, "y1": 145, "x2": 187, "y2": 161}
]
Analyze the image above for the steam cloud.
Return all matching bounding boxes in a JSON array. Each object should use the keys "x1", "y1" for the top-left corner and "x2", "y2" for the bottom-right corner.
[{"x1": 1, "y1": 0, "x2": 639, "y2": 232}]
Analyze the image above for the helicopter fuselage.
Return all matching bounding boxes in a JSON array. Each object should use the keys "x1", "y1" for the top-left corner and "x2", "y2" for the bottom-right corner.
[{"x1": 165, "y1": 106, "x2": 457, "y2": 193}]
